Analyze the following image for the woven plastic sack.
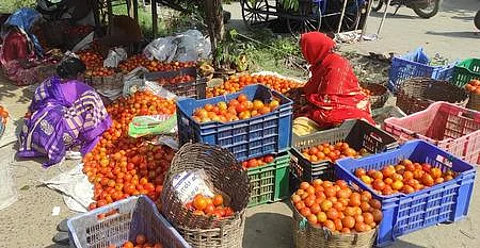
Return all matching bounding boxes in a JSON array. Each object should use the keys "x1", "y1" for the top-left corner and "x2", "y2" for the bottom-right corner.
[{"x1": 0, "y1": 146, "x2": 17, "y2": 210}]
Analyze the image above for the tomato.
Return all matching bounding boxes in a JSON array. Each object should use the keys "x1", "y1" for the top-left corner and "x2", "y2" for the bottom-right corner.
[
  {"x1": 136, "y1": 234, "x2": 146, "y2": 245},
  {"x1": 212, "y1": 194, "x2": 224, "y2": 206}
]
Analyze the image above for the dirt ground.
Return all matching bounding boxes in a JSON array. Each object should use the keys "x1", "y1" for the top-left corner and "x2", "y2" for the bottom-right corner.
[{"x1": 1, "y1": 1, "x2": 479, "y2": 247}]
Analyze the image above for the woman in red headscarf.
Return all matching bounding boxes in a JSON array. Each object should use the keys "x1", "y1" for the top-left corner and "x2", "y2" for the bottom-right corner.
[{"x1": 300, "y1": 32, "x2": 374, "y2": 128}]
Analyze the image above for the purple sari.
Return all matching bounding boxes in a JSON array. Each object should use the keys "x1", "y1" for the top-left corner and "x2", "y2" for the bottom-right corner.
[{"x1": 18, "y1": 76, "x2": 112, "y2": 167}]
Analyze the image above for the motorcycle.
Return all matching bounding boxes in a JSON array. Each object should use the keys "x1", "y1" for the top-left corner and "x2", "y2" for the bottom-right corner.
[{"x1": 370, "y1": 0, "x2": 440, "y2": 19}]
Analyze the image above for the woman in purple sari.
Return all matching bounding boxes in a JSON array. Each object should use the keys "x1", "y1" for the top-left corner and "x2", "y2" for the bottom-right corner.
[{"x1": 18, "y1": 57, "x2": 112, "y2": 167}]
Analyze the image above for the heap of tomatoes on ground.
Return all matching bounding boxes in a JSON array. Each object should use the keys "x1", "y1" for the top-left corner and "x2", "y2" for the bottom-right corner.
[
  {"x1": 82, "y1": 90, "x2": 177, "y2": 210},
  {"x1": 118, "y1": 54, "x2": 196, "y2": 73},
  {"x1": 354, "y1": 159, "x2": 457, "y2": 196},
  {"x1": 108, "y1": 234, "x2": 164, "y2": 248},
  {"x1": 292, "y1": 179, "x2": 383, "y2": 233},
  {"x1": 302, "y1": 142, "x2": 369, "y2": 163},
  {"x1": 185, "y1": 194, "x2": 234, "y2": 218},
  {"x1": 192, "y1": 94, "x2": 280, "y2": 123}
]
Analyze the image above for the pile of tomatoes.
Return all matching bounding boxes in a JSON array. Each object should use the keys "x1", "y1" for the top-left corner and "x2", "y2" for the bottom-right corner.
[
  {"x1": 185, "y1": 194, "x2": 234, "y2": 218},
  {"x1": 118, "y1": 55, "x2": 149, "y2": 73},
  {"x1": 108, "y1": 234, "x2": 163, "y2": 248},
  {"x1": 207, "y1": 74, "x2": 303, "y2": 98},
  {"x1": 193, "y1": 94, "x2": 280, "y2": 123},
  {"x1": 0, "y1": 106, "x2": 8, "y2": 125},
  {"x1": 83, "y1": 91, "x2": 177, "y2": 209},
  {"x1": 86, "y1": 67, "x2": 116, "y2": 77},
  {"x1": 354, "y1": 159, "x2": 457, "y2": 196},
  {"x1": 292, "y1": 180, "x2": 383, "y2": 233},
  {"x1": 78, "y1": 50, "x2": 103, "y2": 69},
  {"x1": 117, "y1": 55, "x2": 196, "y2": 74},
  {"x1": 241, "y1": 155, "x2": 275, "y2": 169},
  {"x1": 301, "y1": 142, "x2": 368, "y2": 163},
  {"x1": 156, "y1": 75, "x2": 194, "y2": 85},
  {"x1": 465, "y1": 79, "x2": 480, "y2": 95}
]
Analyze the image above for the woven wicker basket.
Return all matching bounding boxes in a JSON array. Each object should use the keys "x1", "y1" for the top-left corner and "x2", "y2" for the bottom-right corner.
[
  {"x1": 176, "y1": 212, "x2": 245, "y2": 248},
  {"x1": 292, "y1": 204, "x2": 377, "y2": 248},
  {"x1": 396, "y1": 78, "x2": 469, "y2": 115},
  {"x1": 161, "y1": 143, "x2": 250, "y2": 230},
  {"x1": 361, "y1": 82, "x2": 390, "y2": 109},
  {"x1": 467, "y1": 93, "x2": 480, "y2": 111}
]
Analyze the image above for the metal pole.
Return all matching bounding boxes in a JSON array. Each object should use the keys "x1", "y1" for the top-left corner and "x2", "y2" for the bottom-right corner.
[
  {"x1": 152, "y1": 0, "x2": 158, "y2": 37},
  {"x1": 337, "y1": 0, "x2": 349, "y2": 33},
  {"x1": 377, "y1": 0, "x2": 392, "y2": 35},
  {"x1": 360, "y1": 0, "x2": 374, "y2": 38}
]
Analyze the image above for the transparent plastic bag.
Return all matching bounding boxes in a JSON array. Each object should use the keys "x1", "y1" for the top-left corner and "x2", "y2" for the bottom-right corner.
[
  {"x1": 143, "y1": 37, "x2": 178, "y2": 62},
  {"x1": 103, "y1": 48, "x2": 127, "y2": 68},
  {"x1": 143, "y1": 30, "x2": 211, "y2": 63}
]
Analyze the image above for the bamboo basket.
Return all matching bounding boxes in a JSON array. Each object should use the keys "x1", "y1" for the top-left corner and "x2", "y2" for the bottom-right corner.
[
  {"x1": 467, "y1": 93, "x2": 480, "y2": 111},
  {"x1": 292, "y1": 203, "x2": 378, "y2": 248},
  {"x1": 160, "y1": 143, "x2": 250, "y2": 248}
]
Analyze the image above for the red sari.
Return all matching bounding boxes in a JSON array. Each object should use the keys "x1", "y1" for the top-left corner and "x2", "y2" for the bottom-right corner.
[{"x1": 300, "y1": 32, "x2": 374, "y2": 128}]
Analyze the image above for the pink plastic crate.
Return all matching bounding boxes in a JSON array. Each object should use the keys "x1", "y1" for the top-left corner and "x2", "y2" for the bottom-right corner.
[{"x1": 384, "y1": 102, "x2": 480, "y2": 165}]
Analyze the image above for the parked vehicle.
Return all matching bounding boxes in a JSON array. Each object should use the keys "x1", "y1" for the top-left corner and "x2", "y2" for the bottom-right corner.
[{"x1": 370, "y1": 0, "x2": 440, "y2": 19}]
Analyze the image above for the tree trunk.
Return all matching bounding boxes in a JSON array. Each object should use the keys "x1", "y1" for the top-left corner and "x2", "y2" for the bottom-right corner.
[{"x1": 204, "y1": 0, "x2": 224, "y2": 66}]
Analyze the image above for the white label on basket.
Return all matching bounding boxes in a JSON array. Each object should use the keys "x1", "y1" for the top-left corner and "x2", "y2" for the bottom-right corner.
[{"x1": 172, "y1": 169, "x2": 214, "y2": 204}]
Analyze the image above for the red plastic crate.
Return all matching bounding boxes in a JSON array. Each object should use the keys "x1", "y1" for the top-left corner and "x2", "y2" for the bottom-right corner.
[{"x1": 384, "y1": 101, "x2": 480, "y2": 165}]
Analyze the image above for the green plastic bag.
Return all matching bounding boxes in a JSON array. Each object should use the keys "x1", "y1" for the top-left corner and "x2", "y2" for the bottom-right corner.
[{"x1": 128, "y1": 115, "x2": 177, "y2": 138}]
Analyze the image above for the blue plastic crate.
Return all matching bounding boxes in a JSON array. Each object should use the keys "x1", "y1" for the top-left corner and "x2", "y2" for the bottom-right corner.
[
  {"x1": 388, "y1": 48, "x2": 457, "y2": 94},
  {"x1": 67, "y1": 196, "x2": 191, "y2": 248},
  {"x1": 177, "y1": 84, "x2": 293, "y2": 161},
  {"x1": 335, "y1": 140, "x2": 476, "y2": 247}
]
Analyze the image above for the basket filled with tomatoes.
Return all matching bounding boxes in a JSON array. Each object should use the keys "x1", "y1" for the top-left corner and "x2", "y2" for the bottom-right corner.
[
  {"x1": 291, "y1": 119, "x2": 399, "y2": 183},
  {"x1": 465, "y1": 79, "x2": 480, "y2": 111},
  {"x1": 335, "y1": 140, "x2": 476, "y2": 246},
  {"x1": 145, "y1": 67, "x2": 207, "y2": 99},
  {"x1": 291, "y1": 180, "x2": 381, "y2": 248},
  {"x1": 360, "y1": 82, "x2": 390, "y2": 109},
  {"x1": 396, "y1": 77, "x2": 469, "y2": 115},
  {"x1": 384, "y1": 101, "x2": 480, "y2": 166},
  {"x1": 160, "y1": 143, "x2": 250, "y2": 248},
  {"x1": 68, "y1": 195, "x2": 191, "y2": 248},
  {"x1": 177, "y1": 84, "x2": 293, "y2": 161},
  {"x1": 243, "y1": 152, "x2": 291, "y2": 207}
]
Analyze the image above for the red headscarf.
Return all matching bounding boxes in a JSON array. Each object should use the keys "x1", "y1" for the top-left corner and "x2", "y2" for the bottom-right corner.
[{"x1": 300, "y1": 32, "x2": 374, "y2": 128}]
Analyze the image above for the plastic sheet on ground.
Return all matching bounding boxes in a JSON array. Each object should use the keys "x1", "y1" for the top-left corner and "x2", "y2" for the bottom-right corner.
[
  {"x1": 43, "y1": 163, "x2": 93, "y2": 213},
  {"x1": 0, "y1": 146, "x2": 18, "y2": 211}
]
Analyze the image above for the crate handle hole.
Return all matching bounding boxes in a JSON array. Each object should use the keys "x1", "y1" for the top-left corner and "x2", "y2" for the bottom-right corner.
[
  {"x1": 436, "y1": 154, "x2": 453, "y2": 168},
  {"x1": 369, "y1": 132, "x2": 383, "y2": 143}
]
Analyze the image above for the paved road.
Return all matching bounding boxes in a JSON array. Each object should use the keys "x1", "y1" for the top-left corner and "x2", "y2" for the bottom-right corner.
[{"x1": 224, "y1": 0, "x2": 479, "y2": 60}]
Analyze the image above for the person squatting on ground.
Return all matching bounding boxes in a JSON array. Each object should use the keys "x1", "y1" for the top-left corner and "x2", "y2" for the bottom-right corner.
[
  {"x1": 18, "y1": 57, "x2": 112, "y2": 167},
  {"x1": 0, "y1": 8, "x2": 47, "y2": 86},
  {"x1": 300, "y1": 32, "x2": 374, "y2": 128}
]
